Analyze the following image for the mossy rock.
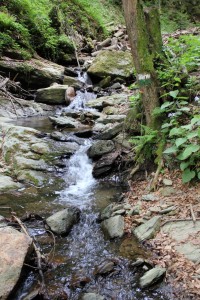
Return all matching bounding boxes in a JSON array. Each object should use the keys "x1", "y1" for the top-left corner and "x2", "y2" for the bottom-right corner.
[{"x1": 88, "y1": 50, "x2": 135, "y2": 81}]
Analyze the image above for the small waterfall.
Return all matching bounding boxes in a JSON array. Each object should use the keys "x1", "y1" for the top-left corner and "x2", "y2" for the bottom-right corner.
[
  {"x1": 59, "y1": 140, "x2": 96, "y2": 208},
  {"x1": 65, "y1": 71, "x2": 96, "y2": 110}
]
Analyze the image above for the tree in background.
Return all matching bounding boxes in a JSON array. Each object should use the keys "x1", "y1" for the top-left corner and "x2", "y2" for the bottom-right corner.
[{"x1": 122, "y1": 0, "x2": 163, "y2": 129}]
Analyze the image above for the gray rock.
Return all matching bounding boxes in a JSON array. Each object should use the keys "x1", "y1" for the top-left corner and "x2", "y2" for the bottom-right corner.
[
  {"x1": 160, "y1": 187, "x2": 177, "y2": 197},
  {"x1": 100, "y1": 204, "x2": 114, "y2": 221},
  {"x1": 88, "y1": 50, "x2": 134, "y2": 80},
  {"x1": 162, "y1": 220, "x2": 200, "y2": 263},
  {"x1": 96, "y1": 115, "x2": 126, "y2": 125},
  {"x1": 141, "y1": 194, "x2": 159, "y2": 201},
  {"x1": 0, "y1": 58, "x2": 65, "y2": 89},
  {"x1": 0, "y1": 215, "x2": 7, "y2": 228},
  {"x1": 133, "y1": 216, "x2": 161, "y2": 241},
  {"x1": 163, "y1": 178, "x2": 173, "y2": 186},
  {"x1": 86, "y1": 93, "x2": 129, "y2": 110},
  {"x1": 17, "y1": 170, "x2": 48, "y2": 187},
  {"x1": 159, "y1": 206, "x2": 176, "y2": 214},
  {"x1": 88, "y1": 140, "x2": 115, "y2": 158},
  {"x1": 112, "y1": 209, "x2": 126, "y2": 216},
  {"x1": 63, "y1": 75, "x2": 83, "y2": 89},
  {"x1": 101, "y1": 215, "x2": 124, "y2": 238},
  {"x1": 35, "y1": 85, "x2": 69, "y2": 105},
  {"x1": 82, "y1": 293, "x2": 105, "y2": 300},
  {"x1": 49, "y1": 116, "x2": 80, "y2": 127},
  {"x1": 46, "y1": 207, "x2": 80, "y2": 235},
  {"x1": 0, "y1": 175, "x2": 22, "y2": 192},
  {"x1": 0, "y1": 227, "x2": 32, "y2": 300},
  {"x1": 94, "y1": 123, "x2": 122, "y2": 140},
  {"x1": 92, "y1": 150, "x2": 120, "y2": 177},
  {"x1": 140, "y1": 266, "x2": 166, "y2": 288},
  {"x1": 113, "y1": 133, "x2": 132, "y2": 149}
]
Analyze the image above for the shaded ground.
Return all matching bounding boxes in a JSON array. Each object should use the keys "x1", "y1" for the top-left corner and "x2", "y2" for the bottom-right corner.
[{"x1": 124, "y1": 169, "x2": 200, "y2": 299}]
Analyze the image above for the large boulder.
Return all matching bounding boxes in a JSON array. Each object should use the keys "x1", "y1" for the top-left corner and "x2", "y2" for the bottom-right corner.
[
  {"x1": 0, "y1": 58, "x2": 64, "y2": 89},
  {"x1": 0, "y1": 227, "x2": 32, "y2": 300},
  {"x1": 35, "y1": 85, "x2": 69, "y2": 105},
  {"x1": 87, "y1": 50, "x2": 134, "y2": 81},
  {"x1": 86, "y1": 93, "x2": 129, "y2": 111},
  {"x1": 101, "y1": 215, "x2": 124, "y2": 238},
  {"x1": 46, "y1": 207, "x2": 81, "y2": 235},
  {"x1": 87, "y1": 140, "x2": 115, "y2": 158}
]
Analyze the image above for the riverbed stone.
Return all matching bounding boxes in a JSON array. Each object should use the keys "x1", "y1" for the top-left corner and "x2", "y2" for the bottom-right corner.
[
  {"x1": 94, "y1": 123, "x2": 122, "y2": 140},
  {"x1": 49, "y1": 116, "x2": 81, "y2": 128},
  {"x1": 162, "y1": 220, "x2": 200, "y2": 263},
  {"x1": 139, "y1": 266, "x2": 166, "y2": 288},
  {"x1": 0, "y1": 57, "x2": 65, "y2": 89},
  {"x1": 0, "y1": 226, "x2": 32, "y2": 300},
  {"x1": 0, "y1": 174, "x2": 22, "y2": 192},
  {"x1": 96, "y1": 114, "x2": 126, "y2": 125},
  {"x1": 87, "y1": 140, "x2": 115, "y2": 158},
  {"x1": 101, "y1": 215, "x2": 124, "y2": 238},
  {"x1": 92, "y1": 150, "x2": 120, "y2": 177},
  {"x1": 35, "y1": 85, "x2": 70, "y2": 105},
  {"x1": 133, "y1": 216, "x2": 161, "y2": 241},
  {"x1": 86, "y1": 93, "x2": 129, "y2": 110},
  {"x1": 82, "y1": 293, "x2": 105, "y2": 300},
  {"x1": 46, "y1": 207, "x2": 81, "y2": 235},
  {"x1": 87, "y1": 50, "x2": 134, "y2": 80},
  {"x1": 63, "y1": 75, "x2": 83, "y2": 89}
]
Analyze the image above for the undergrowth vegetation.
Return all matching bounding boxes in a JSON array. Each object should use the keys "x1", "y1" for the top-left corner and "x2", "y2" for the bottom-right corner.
[
  {"x1": 0, "y1": 0, "x2": 123, "y2": 61},
  {"x1": 130, "y1": 34, "x2": 200, "y2": 183}
]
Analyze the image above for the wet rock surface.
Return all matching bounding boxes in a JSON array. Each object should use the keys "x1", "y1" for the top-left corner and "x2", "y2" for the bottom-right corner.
[
  {"x1": 0, "y1": 227, "x2": 32, "y2": 300},
  {"x1": 139, "y1": 267, "x2": 166, "y2": 288},
  {"x1": 46, "y1": 207, "x2": 81, "y2": 235}
]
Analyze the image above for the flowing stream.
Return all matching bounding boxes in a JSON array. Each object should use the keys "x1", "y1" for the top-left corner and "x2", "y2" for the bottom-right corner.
[{"x1": 6, "y1": 72, "x2": 172, "y2": 300}]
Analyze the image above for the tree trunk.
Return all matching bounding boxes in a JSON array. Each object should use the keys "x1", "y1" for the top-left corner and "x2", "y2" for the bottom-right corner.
[{"x1": 122, "y1": 0, "x2": 163, "y2": 129}]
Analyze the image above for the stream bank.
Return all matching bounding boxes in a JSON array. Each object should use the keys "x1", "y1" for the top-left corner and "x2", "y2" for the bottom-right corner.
[{"x1": 0, "y1": 31, "x2": 174, "y2": 299}]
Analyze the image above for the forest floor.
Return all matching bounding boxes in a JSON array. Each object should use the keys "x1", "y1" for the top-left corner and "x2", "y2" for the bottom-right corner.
[{"x1": 124, "y1": 169, "x2": 200, "y2": 300}]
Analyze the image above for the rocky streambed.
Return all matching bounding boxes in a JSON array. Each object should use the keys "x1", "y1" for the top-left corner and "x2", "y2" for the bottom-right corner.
[{"x1": 0, "y1": 41, "x2": 173, "y2": 300}]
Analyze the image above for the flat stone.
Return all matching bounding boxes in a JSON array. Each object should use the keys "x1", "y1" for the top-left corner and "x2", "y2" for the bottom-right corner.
[
  {"x1": 96, "y1": 115, "x2": 126, "y2": 125},
  {"x1": 159, "y1": 206, "x2": 176, "y2": 214},
  {"x1": 133, "y1": 216, "x2": 161, "y2": 241},
  {"x1": 163, "y1": 178, "x2": 173, "y2": 186},
  {"x1": 49, "y1": 116, "x2": 80, "y2": 128},
  {"x1": 160, "y1": 187, "x2": 177, "y2": 197},
  {"x1": 95, "y1": 123, "x2": 122, "y2": 140},
  {"x1": 112, "y1": 209, "x2": 126, "y2": 216},
  {"x1": 86, "y1": 93, "x2": 129, "y2": 110},
  {"x1": 162, "y1": 220, "x2": 200, "y2": 263},
  {"x1": 0, "y1": 227, "x2": 32, "y2": 300},
  {"x1": 35, "y1": 85, "x2": 69, "y2": 105},
  {"x1": 0, "y1": 175, "x2": 22, "y2": 192},
  {"x1": 101, "y1": 215, "x2": 124, "y2": 238},
  {"x1": 141, "y1": 194, "x2": 159, "y2": 201},
  {"x1": 140, "y1": 266, "x2": 166, "y2": 288}
]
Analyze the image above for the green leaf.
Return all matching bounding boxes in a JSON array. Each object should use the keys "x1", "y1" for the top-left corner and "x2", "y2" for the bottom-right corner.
[
  {"x1": 169, "y1": 127, "x2": 184, "y2": 137},
  {"x1": 182, "y1": 168, "x2": 196, "y2": 183},
  {"x1": 161, "y1": 123, "x2": 172, "y2": 129},
  {"x1": 160, "y1": 102, "x2": 173, "y2": 110},
  {"x1": 181, "y1": 124, "x2": 193, "y2": 130},
  {"x1": 175, "y1": 138, "x2": 187, "y2": 147},
  {"x1": 180, "y1": 161, "x2": 190, "y2": 171},
  {"x1": 177, "y1": 144, "x2": 200, "y2": 160},
  {"x1": 163, "y1": 146, "x2": 178, "y2": 154},
  {"x1": 179, "y1": 101, "x2": 188, "y2": 105},
  {"x1": 177, "y1": 107, "x2": 190, "y2": 112},
  {"x1": 169, "y1": 90, "x2": 179, "y2": 98},
  {"x1": 198, "y1": 172, "x2": 200, "y2": 180},
  {"x1": 187, "y1": 131, "x2": 198, "y2": 139},
  {"x1": 198, "y1": 128, "x2": 200, "y2": 138},
  {"x1": 191, "y1": 116, "x2": 200, "y2": 125}
]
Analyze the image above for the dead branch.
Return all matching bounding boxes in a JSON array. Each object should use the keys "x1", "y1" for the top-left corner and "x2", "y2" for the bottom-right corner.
[
  {"x1": 0, "y1": 78, "x2": 9, "y2": 89},
  {"x1": 190, "y1": 204, "x2": 196, "y2": 224},
  {"x1": 162, "y1": 218, "x2": 200, "y2": 227}
]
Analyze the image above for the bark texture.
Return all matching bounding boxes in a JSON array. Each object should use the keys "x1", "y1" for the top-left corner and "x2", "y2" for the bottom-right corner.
[{"x1": 122, "y1": 0, "x2": 163, "y2": 128}]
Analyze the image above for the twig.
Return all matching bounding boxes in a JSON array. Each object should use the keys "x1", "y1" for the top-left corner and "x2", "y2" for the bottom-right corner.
[
  {"x1": 45, "y1": 230, "x2": 56, "y2": 264},
  {"x1": 190, "y1": 204, "x2": 196, "y2": 224},
  {"x1": 162, "y1": 218, "x2": 200, "y2": 227},
  {"x1": 0, "y1": 78, "x2": 9, "y2": 89}
]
